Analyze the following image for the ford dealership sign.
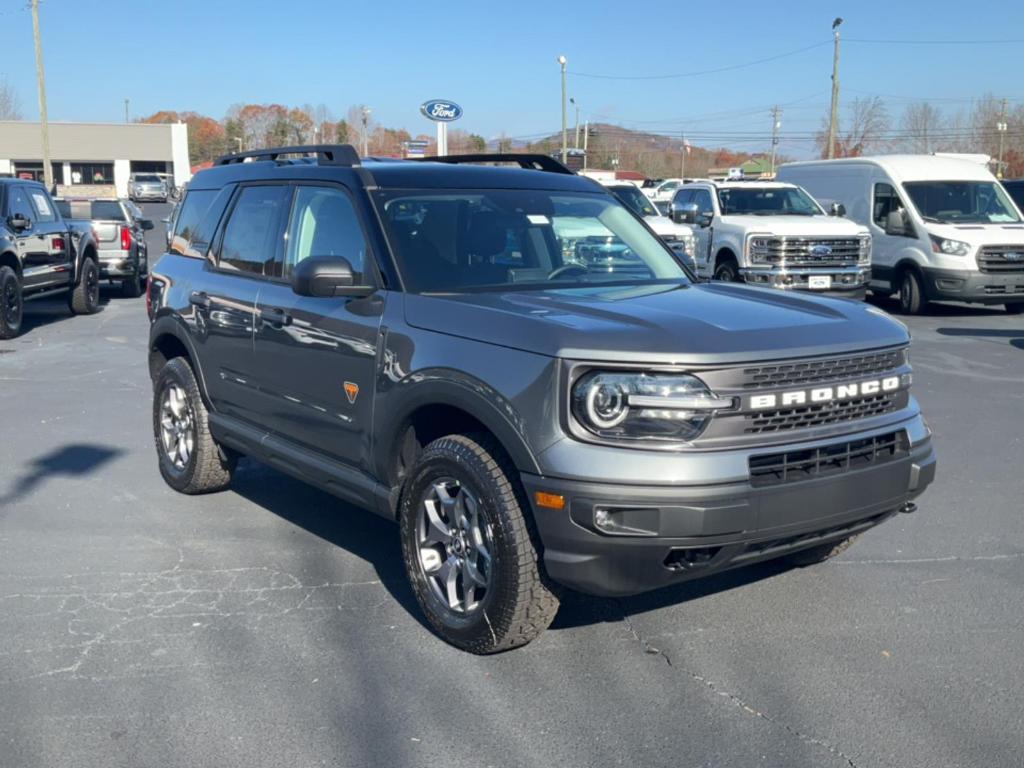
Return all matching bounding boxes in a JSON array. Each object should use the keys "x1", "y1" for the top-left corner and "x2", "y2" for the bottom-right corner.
[{"x1": 420, "y1": 100, "x2": 463, "y2": 122}]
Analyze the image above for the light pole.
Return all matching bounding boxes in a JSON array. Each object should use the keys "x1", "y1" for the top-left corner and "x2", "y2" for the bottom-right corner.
[
  {"x1": 770, "y1": 105, "x2": 782, "y2": 176},
  {"x1": 827, "y1": 17, "x2": 843, "y2": 159},
  {"x1": 570, "y1": 97, "x2": 581, "y2": 149},
  {"x1": 997, "y1": 98, "x2": 1008, "y2": 179},
  {"x1": 361, "y1": 106, "x2": 371, "y2": 156},
  {"x1": 31, "y1": 0, "x2": 53, "y2": 190},
  {"x1": 558, "y1": 55, "x2": 567, "y2": 164}
]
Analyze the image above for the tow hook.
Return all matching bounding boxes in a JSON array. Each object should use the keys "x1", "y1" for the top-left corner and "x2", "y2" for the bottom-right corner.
[{"x1": 899, "y1": 502, "x2": 918, "y2": 514}]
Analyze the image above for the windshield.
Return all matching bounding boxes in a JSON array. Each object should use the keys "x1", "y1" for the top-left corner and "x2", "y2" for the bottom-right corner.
[
  {"x1": 377, "y1": 189, "x2": 689, "y2": 293},
  {"x1": 717, "y1": 186, "x2": 823, "y2": 216},
  {"x1": 609, "y1": 185, "x2": 659, "y2": 217},
  {"x1": 903, "y1": 180, "x2": 1021, "y2": 224},
  {"x1": 1004, "y1": 182, "x2": 1024, "y2": 211},
  {"x1": 134, "y1": 174, "x2": 162, "y2": 183}
]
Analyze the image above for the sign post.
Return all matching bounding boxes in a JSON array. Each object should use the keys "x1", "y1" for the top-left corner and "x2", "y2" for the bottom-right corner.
[{"x1": 420, "y1": 100, "x2": 463, "y2": 157}]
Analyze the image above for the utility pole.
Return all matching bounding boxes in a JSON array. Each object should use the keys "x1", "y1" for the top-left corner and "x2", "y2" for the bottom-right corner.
[
  {"x1": 124, "y1": 98, "x2": 130, "y2": 123},
  {"x1": 770, "y1": 106, "x2": 782, "y2": 176},
  {"x1": 582, "y1": 121, "x2": 589, "y2": 170},
  {"x1": 360, "y1": 105, "x2": 371, "y2": 157},
  {"x1": 680, "y1": 131, "x2": 686, "y2": 180},
  {"x1": 558, "y1": 55, "x2": 568, "y2": 164},
  {"x1": 571, "y1": 97, "x2": 581, "y2": 149},
  {"x1": 827, "y1": 17, "x2": 843, "y2": 159},
  {"x1": 31, "y1": 0, "x2": 53, "y2": 190},
  {"x1": 997, "y1": 98, "x2": 1008, "y2": 179}
]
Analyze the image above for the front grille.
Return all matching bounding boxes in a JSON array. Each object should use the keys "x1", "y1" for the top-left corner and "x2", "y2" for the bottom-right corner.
[
  {"x1": 744, "y1": 393, "x2": 898, "y2": 434},
  {"x1": 749, "y1": 237, "x2": 865, "y2": 268},
  {"x1": 983, "y1": 283, "x2": 1024, "y2": 295},
  {"x1": 740, "y1": 349, "x2": 904, "y2": 390},
  {"x1": 978, "y1": 245, "x2": 1024, "y2": 273},
  {"x1": 749, "y1": 430, "x2": 908, "y2": 487}
]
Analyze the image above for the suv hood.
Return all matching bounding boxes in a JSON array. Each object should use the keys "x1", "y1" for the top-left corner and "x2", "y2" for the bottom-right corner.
[
  {"x1": 404, "y1": 282, "x2": 908, "y2": 365},
  {"x1": 723, "y1": 214, "x2": 867, "y2": 236}
]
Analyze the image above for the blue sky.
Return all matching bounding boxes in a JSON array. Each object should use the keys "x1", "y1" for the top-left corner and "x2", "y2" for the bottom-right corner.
[{"x1": 2, "y1": 0, "x2": 1022, "y2": 158}]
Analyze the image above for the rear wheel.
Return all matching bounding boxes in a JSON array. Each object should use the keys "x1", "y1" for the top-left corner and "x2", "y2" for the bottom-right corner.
[
  {"x1": 69, "y1": 258, "x2": 100, "y2": 314},
  {"x1": 784, "y1": 535, "x2": 859, "y2": 567},
  {"x1": 897, "y1": 269, "x2": 927, "y2": 315},
  {"x1": 121, "y1": 259, "x2": 144, "y2": 298},
  {"x1": 714, "y1": 258, "x2": 740, "y2": 283},
  {"x1": 1005, "y1": 302, "x2": 1024, "y2": 315},
  {"x1": 0, "y1": 265, "x2": 23, "y2": 340},
  {"x1": 399, "y1": 433, "x2": 560, "y2": 653}
]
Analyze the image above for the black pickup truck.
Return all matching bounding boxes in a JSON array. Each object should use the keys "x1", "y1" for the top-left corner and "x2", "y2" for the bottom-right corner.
[{"x1": 0, "y1": 179, "x2": 101, "y2": 339}]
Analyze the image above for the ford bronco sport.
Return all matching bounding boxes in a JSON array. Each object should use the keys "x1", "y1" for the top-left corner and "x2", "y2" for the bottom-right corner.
[{"x1": 148, "y1": 146, "x2": 936, "y2": 653}]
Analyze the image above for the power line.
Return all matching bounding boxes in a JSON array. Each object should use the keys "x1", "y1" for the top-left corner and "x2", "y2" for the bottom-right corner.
[{"x1": 846, "y1": 37, "x2": 1024, "y2": 45}]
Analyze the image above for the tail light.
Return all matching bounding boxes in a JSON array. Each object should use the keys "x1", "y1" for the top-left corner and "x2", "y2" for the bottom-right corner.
[
  {"x1": 52, "y1": 236, "x2": 66, "y2": 252},
  {"x1": 120, "y1": 225, "x2": 132, "y2": 251},
  {"x1": 145, "y1": 274, "x2": 152, "y2": 316}
]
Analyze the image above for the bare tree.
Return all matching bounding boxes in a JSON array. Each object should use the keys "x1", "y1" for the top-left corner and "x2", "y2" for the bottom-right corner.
[
  {"x1": 900, "y1": 102, "x2": 943, "y2": 153},
  {"x1": 0, "y1": 75, "x2": 22, "y2": 120},
  {"x1": 816, "y1": 96, "x2": 890, "y2": 157}
]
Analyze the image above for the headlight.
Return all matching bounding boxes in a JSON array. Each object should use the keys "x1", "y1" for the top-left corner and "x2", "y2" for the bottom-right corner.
[
  {"x1": 858, "y1": 234, "x2": 872, "y2": 264},
  {"x1": 929, "y1": 235, "x2": 971, "y2": 256},
  {"x1": 571, "y1": 371, "x2": 734, "y2": 444}
]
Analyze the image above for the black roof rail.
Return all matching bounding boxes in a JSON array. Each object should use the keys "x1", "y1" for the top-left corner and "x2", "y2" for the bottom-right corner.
[
  {"x1": 214, "y1": 144, "x2": 360, "y2": 167},
  {"x1": 410, "y1": 153, "x2": 574, "y2": 175}
]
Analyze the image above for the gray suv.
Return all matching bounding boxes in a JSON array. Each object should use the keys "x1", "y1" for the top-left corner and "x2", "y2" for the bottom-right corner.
[{"x1": 147, "y1": 146, "x2": 936, "y2": 653}]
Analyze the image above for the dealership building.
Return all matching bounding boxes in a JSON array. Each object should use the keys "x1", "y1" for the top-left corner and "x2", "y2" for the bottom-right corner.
[{"x1": 0, "y1": 121, "x2": 190, "y2": 197}]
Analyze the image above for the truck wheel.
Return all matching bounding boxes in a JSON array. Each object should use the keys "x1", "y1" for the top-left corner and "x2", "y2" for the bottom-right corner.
[
  {"x1": 0, "y1": 265, "x2": 23, "y2": 340},
  {"x1": 153, "y1": 357, "x2": 237, "y2": 494},
  {"x1": 69, "y1": 258, "x2": 100, "y2": 314},
  {"x1": 121, "y1": 265, "x2": 144, "y2": 298},
  {"x1": 784, "y1": 535, "x2": 859, "y2": 567},
  {"x1": 897, "y1": 269, "x2": 927, "y2": 315},
  {"x1": 399, "y1": 433, "x2": 560, "y2": 653},
  {"x1": 714, "y1": 258, "x2": 739, "y2": 282},
  {"x1": 1005, "y1": 302, "x2": 1024, "y2": 315}
]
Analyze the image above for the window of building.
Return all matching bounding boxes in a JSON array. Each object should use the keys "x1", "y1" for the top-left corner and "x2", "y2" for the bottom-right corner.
[{"x1": 70, "y1": 163, "x2": 114, "y2": 185}]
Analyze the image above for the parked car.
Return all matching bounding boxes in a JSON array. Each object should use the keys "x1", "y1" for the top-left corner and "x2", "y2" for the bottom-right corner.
[
  {"x1": 128, "y1": 173, "x2": 168, "y2": 203},
  {"x1": 54, "y1": 197, "x2": 154, "y2": 297},
  {"x1": 603, "y1": 182, "x2": 697, "y2": 267},
  {"x1": 0, "y1": 179, "x2": 101, "y2": 339},
  {"x1": 148, "y1": 146, "x2": 935, "y2": 653},
  {"x1": 643, "y1": 177, "x2": 685, "y2": 202},
  {"x1": 779, "y1": 155, "x2": 1024, "y2": 313},
  {"x1": 669, "y1": 180, "x2": 872, "y2": 298}
]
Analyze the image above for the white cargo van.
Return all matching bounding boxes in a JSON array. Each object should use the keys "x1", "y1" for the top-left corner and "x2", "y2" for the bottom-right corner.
[{"x1": 778, "y1": 155, "x2": 1024, "y2": 314}]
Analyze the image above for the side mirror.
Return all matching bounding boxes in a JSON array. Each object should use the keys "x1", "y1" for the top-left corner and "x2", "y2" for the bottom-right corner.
[
  {"x1": 830, "y1": 202, "x2": 847, "y2": 217},
  {"x1": 291, "y1": 256, "x2": 374, "y2": 298},
  {"x1": 8, "y1": 213, "x2": 31, "y2": 231},
  {"x1": 670, "y1": 200, "x2": 699, "y2": 225},
  {"x1": 885, "y1": 209, "x2": 909, "y2": 237},
  {"x1": 139, "y1": 219, "x2": 155, "y2": 231}
]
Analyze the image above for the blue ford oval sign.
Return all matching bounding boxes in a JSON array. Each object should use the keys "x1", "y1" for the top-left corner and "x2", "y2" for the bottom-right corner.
[{"x1": 420, "y1": 100, "x2": 463, "y2": 122}]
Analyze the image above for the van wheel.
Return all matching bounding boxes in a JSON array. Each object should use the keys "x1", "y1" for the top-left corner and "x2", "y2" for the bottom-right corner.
[
  {"x1": 153, "y1": 357, "x2": 237, "y2": 494},
  {"x1": 0, "y1": 265, "x2": 23, "y2": 340},
  {"x1": 714, "y1": 258, "x2": 740, "y2": 282},
  {"x1": 1005, "y1": 302, "x2": 1024, "y2": 315},
  {"x1": 897, "y1": 269, "x2": 927, "y2": 315},
  {"x1": 399, "y1": 433, "x2": 560, "y2": 653},
  {"x1": 784, "y1": 535, "x2": 859, "y2": 566},
  {"x1": 69, "y1": 258, "x2": 100, "y2": 314}
]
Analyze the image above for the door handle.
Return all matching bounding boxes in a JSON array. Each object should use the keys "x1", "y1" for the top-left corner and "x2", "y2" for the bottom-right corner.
[
  {"x1": 189, "y1": 291, "x2": 211, "y2": 310},
  {"x1": 258, "y1": 306, "x2": 292, "y2": 327}
]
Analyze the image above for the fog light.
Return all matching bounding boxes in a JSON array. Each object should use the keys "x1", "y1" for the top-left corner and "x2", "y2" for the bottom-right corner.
[{"x1": 594, "y1": 508, "x2": 611, "y2": 528}]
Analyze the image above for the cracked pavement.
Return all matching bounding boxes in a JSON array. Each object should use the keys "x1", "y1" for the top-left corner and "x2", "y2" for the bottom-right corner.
[{"x1": 1, "y1": 205, "x2": 1022, "y2": 767}]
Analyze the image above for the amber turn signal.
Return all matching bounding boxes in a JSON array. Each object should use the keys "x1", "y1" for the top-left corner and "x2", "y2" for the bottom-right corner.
[{"x1": 533, "y1": 491, "x2": 566, "y2": 510}]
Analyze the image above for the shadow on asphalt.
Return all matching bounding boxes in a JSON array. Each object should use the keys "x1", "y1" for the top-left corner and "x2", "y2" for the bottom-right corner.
[
  {"x1": 0, "y1": 443, "x2": 125, "y2": 506},
  {"x1": 866, "y1": 295, "x2": 1009, "y2": 317},
  {"x1": 936, "y1": 326, "x2": 1024, "y2": 351},
  {"x1": 14, "y1": 291, "x2": 117, "y2": 338}
]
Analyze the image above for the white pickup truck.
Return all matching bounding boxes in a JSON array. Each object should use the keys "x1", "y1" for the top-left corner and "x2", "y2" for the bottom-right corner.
[{"x1": 669, "y1": 180, "x2": 872, "y2": 298}]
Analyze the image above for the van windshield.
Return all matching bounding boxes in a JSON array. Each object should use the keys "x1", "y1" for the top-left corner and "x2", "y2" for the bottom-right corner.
[
  {"x1": 377, "y1": 189, "x2": 689, "y2": 293},
  {"x1": 903, "y1": 180, "x2": 1021, "y2": 224},
  {"x1": 717, "y1": 186, "x2": 823, "y2": 216}
]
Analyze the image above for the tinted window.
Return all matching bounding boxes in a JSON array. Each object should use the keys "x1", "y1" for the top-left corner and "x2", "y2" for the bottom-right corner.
[
  {"x1": 90, "y1": 201, "x2": 126, "y2": 221},
  {"x1": 6, "y1": 186, "x2": 34, "y2": 221},
  {"x1": 717, "y1": 186, "x2": 819, "y2": 215},
  {"x1": 285, "y1": 186, "x2": 367, "y2": 278},
  {"x1": 873, "y1": 183, "x2": 904, "y2": 228},
  {"x1": 1004, "y1": 182, "x2": 1024, "y2": 211},
  {"x1": 171, "y1": 190, "x2": 217, "y2": 256},
  {"x1": 134, "y1": 174, "x2": 162, "y2": 183},
  {"x1": 692, "y1": 188, "x2": 714, "y2": 213},
  {"x1": 28, "y1": 190, "x2": 56, "y2": 222},
  {"x1": 218, "y1": 185, "x2": 291, "y2": 278},
  {"x1": 54, "y1": 199, "x2": 72, "y2": 219},
  {"x1": 903, "y1": 180, "x2": 1020, "y2": 224}
]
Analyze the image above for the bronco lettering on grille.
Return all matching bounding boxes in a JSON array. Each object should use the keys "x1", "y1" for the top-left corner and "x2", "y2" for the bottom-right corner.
[{"x1": 747, "y1": 376, "x2": 903, "y2": 410}]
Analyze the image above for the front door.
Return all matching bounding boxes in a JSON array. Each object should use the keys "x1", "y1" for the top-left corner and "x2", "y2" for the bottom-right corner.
[
  {"x1": 690, "y1": 187, "x2": 716, "y2": 277},
  {"x1": 869, "y1": 181, "x2": 916, "y2": 290},
  {"x1": 7, "y1": 186, "x2": 65, "y2": 290},
  {"x1": 254, "y1": 182, "x2": 384, "y2": 474}
]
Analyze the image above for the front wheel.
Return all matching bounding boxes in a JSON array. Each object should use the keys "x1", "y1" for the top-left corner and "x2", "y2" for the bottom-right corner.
[
  {"x1": 0, "y1": 265, "x2": 23, "y2": 340},
  {"x1": 121, "y1": 260, "x2": 144, "y2": 298},
  {"x1": 897, "y1": 269, "x2": 927, "y2": 315},
  {"x1": 714, "y1": 259, "x2": 740, "y2": 283},
  {"x1": 399, "y1": 433, "x2": 560, "y2": 653},
  {"x1": 69, "y1": 258, "x2": 100, "y2": 314}
]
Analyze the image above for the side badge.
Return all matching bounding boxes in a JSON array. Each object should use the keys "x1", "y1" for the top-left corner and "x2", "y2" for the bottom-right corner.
[{"x1": 343, "y1": 382, "x2": 359, "y2": 404}]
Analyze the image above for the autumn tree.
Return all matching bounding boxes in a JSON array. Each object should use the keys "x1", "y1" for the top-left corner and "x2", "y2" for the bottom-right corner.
[{"x1": 139, "y1": 110, "x2": 226, "y2": 164}]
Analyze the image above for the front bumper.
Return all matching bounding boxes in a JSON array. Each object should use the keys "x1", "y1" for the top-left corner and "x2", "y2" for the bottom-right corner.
[
  {"x1": 923, "y1": 267, "x2": 1024, "y2": 305},
  {"x1": 131, "y1": 189, "x2": 166, "y2": 200},
  {"x1": 523, "y1": 422, "x2": 935, "y2": 597},
  {"x1": 741, "y1": 265, "x2": 870, "y2": 297}
]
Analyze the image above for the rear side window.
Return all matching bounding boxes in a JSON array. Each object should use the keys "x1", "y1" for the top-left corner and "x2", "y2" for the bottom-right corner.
[
  {"x1": 171, "y1": 190, "x2": 217, "y2": 256},
  {"x1": 218, "y1": 185, "x2": 291, "y2": 278}
]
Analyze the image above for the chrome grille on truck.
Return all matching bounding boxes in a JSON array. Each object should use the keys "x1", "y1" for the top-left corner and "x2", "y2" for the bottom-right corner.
[
  {"x1": 744, "y1": 393, "x2": 900, "y2": 434},
  {"x1": 749, "y1": 430, "x2": 908, "y2": 487},
  {"x1": 749, "y1": 237, "x2": 865, "y2": 267},
  {"x1": 740, "y1": 349, "x2": 905, "y2": 390},
  {"x1": 977, "y1": 245, "x2": 1024, "y2": 274}
]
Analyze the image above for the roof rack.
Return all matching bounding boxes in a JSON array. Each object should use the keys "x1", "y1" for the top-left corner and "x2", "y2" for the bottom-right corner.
[
  {"x1": 410, "y1": 153, "x2": 574, "y2": 175},
  {"x1": 214, "y1": 144, "x2": 360, "y2": 167}
]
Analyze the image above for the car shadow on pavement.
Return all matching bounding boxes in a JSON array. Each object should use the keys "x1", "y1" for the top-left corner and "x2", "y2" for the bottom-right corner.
[
  {"x1": 936, "y1": 326, "x2": 1024, "y2": 351},
  {"x1": 0, "y1": 443, "x2": 125, "y2": 507},
  {"x1": 867, "y1": 295, "x2": 1008, "y2": 317},
  {"x1": 15, "y1": 293, "x2": 114, "y2": 338}
]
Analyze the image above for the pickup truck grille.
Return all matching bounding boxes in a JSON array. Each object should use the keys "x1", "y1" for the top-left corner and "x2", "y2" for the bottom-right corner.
[
  {"x1": 744, "y1": 393, "x2": 899, "y2": 434},
  {"x1": 749, "y1": 430, "x2": 907, "y2": 487},
  {"x1": 741, "y1": 348, "x2": 905, "y2": 390},
  {"x1": 977, "y1": 245, "x2": 1024, "y2": 273},
  {"x1": 749, "y1": 237, "x2": 865, "y2": 267}
]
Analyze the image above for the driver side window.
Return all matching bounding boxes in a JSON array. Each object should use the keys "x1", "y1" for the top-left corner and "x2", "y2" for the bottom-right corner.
[
  {"x1": 692, "y1": 188, "x2": 714, "y2": 213},
  {"x1": 873, "y1": 183, "x2": 904, "y2": 229},
  {"x1": 284, "y1": 186, "x2": 367, "y2": 279},
  {"x1": 7, "y1": 186, "x2": 34, "y2": 223}
]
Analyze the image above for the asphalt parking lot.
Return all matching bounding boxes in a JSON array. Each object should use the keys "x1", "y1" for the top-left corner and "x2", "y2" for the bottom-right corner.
[{"x1": 1, "y1": 205, "x2": 1022, "y2": 768}]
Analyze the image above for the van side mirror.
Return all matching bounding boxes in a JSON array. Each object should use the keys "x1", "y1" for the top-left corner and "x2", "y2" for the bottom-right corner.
[
  {"x1": 830, "y1": 202, "x2": 847, "y2": 217},
  {"x1": 885, "y1": 209, "x2": 910, "y2": 237},
  {"x1": 670, "y1": 200, "x2": 699, "y2": 225},
  {"x1": 139, "y1": 218, "x2": 155, "y2": 231},
  {"x1": 291, "y1": 256, "x2": 374, "y2": 298},
  {"x1": 8, "y1": 213, "x2": 31, "y2": 231}
]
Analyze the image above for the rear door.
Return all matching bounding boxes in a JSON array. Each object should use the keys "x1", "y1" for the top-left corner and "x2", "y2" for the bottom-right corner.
[{"x1": 253, "y1": 182, "x2": 384, "y2": 473}]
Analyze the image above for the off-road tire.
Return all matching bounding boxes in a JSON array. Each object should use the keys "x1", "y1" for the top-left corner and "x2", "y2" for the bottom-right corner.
[
  {"x1": 0, "y1": 265, "x2": 23, "y2": 340},
  {"x1": 121, "y1": 263, "x2": 144, "y2": 298},
  {"x1": 1005, "y1": 302, "x2": 1024, "y2": 315},
  {"x1": 714, "y1": 258, "x2": 740, "y2": 283},
  {"x1": 153, "y1": 357, "x2": 236, "y2": 494},
  {"x1": 897, "y1": 269, "x2": 927, "y2": 315},
  {"x1": 69, "y1": 257, "x2": 100, "y2": 315},
  {"x1": 784, "y1": 535, "x2": 859, "y2": 567},
  {"x1": 399, "y1": 433, "x2": 560, "y2": 653}
]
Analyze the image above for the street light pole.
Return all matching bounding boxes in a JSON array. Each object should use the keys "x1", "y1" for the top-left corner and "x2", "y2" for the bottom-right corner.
[
  {"x1": 558, "y1": 55, "x2": 567, "y2": 164},
  {"x1": 770, "y1": 105, "x2": 782, "y2": 176},
  {"x1": 827, "y1": 17, "x2": 843, "y2": 159},
  {"x1": 361, "y1": 106, "x2": 371, "y2": 157},
  {"x1": 31, "y1": 0, "x2": 53, "y2": 190},
  {"x1": 997, "y1": 98, "x2": 1008, "y2": 179},
  {"x1": 571, "y1": 97, "x2": 581, "y2": 150}
]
